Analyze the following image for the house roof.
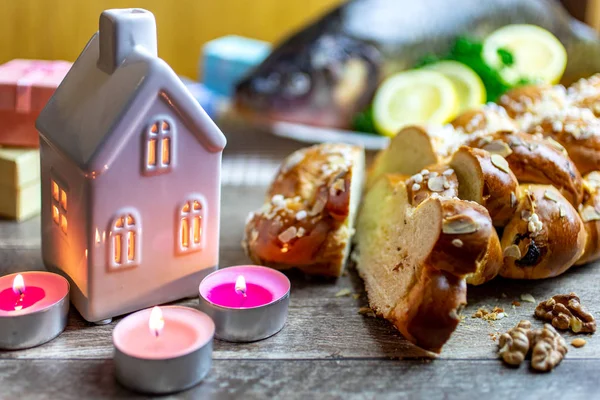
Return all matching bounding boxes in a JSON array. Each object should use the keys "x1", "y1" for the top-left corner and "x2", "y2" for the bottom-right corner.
[{"x1": 36, "y1": 9, "x2": 226, "y2": 174}]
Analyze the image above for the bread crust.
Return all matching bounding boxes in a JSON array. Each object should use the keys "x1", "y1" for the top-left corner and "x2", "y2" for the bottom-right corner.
[
  {"x1": 451, "y1": 104, "x2": 518, "y2": 134},
  {"x1": 467, "y1": 131, "x2": 584, "y2": 206},
  {"x1": 498, "y1": 84, "x2": 567, "y2": 119},
  {"x1": 576, "y1": 172, "x2": 600, "y2": 265},
  {"x1": 568, "y1": 73, "x2": 600, "y2": 117},
  {"x1": 500, "y1": 185, "x2": 586, "y2": 279},
  {"x1": 405, "y1": 165, "x2": 458, "y2": 206},
  {"x1": 404, "y1": 166, "x2": 502, "y2": 285},
  {"x1": 391, "y1": 266, "x2": 466, "y2": 354},
  {"x1": 450, "y1": 146, "x2": 519, "y2": 226},
  {"x1": 527, "y1": 109, "x2": 600, "y2": 175},
  {"x1": 431, "y1": 198, "x2": 503, "y2": 284},
  {"x1": 243, "y1": 143, "x2": 364, "y2": 277}
]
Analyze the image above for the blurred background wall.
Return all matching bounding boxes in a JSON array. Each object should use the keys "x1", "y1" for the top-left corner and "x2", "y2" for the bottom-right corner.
[
  {"x1": 0, "y1": 0, "x2": 341, "y2": 78},
  {"x1": 0, "y1": 0, "x2": 598, "y2": 79}
]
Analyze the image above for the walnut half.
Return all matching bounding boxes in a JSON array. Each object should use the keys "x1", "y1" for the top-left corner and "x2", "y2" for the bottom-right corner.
[
  {"x1": 530, "y1": 324, "x2": 568, "y2": 372},
  {"x1": 498, "y1": 320, "x2": 532, "y2": 366},
  {"x1": 534, "y1": 293, "x2": 596, "y2": 333}
]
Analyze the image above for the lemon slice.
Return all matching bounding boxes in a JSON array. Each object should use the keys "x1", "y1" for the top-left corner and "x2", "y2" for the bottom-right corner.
[
  {"x1": 424, "y1": 61, "x2": 486, "y2": 113},
  {"x1": 482, "y1": 24, "x2": 567, "y2": 85},
  {"x1": 373, "y1": 70, "x2": 459, "y2": 137}
]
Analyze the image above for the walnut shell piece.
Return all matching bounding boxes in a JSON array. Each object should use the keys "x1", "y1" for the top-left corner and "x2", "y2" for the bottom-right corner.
[
  {"x1": 530, "y1": 324, "x2": 568, "y2": 372},
  {"x1": 534, "y1": 293, "x2": 596, "y2": 333},
  {"x1": 498, "y1": 320, "x2": 532, "y2": 366}
]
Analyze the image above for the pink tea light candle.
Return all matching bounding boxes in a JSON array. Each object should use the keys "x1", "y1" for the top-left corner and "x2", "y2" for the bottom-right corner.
[
  {"x1": 0, "y1": 271, "x2": 69, "y2": 349},
  {"x1": 198, "y1": 265, "x2": 290, "y2": 342},
  {"x1": 113, "y1": 306, "x2": 215, "y2": 394}
]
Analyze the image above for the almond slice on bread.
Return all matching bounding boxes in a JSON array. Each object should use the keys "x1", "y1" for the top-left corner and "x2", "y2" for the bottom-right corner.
[{"x1": 243, "y1": 143, "x2": 365, "y2": 277}]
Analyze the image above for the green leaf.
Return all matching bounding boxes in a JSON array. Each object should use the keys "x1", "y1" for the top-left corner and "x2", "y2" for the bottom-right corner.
[
  {"x1": 497, "y1": 48, "x2": 514, "y2": 66},
  {"x1": 352, "y1": 106, "x2": 378, "y2": 134}
]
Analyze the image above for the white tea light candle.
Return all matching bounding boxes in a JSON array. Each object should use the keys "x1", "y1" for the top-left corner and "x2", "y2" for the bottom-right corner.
[{"x1": 113, "y1": 306, "x2": 215, "y2": 394}]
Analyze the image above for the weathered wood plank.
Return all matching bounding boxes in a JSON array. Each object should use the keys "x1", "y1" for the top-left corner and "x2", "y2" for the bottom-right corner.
[
  {"x1": 1, "y1": 260, "x2": 598, "y2": 361},
  {"x1": 0, "y1": 358, "x2": 597, "y2": 399},
  {"x1": 1, "y1": 164, "x2": 600, "y2": 364}
]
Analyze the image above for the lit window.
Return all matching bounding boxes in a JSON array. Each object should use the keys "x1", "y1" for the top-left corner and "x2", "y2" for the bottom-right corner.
[
  {"x1": 109, "y1": 212, "x2": 140, "y2": 269},
  {"x1": 51, "y1": 179, "x2": 68, "y2": 234},
  {"x1": 144, "y1": 118, "x2": 174, "y2": 174},
  {"x1": 178, "y1": 198, "x2": 204, "y2": 254}
]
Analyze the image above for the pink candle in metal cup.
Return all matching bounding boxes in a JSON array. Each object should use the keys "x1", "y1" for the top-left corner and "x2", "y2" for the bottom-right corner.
[
  {"x1": 198, "y1": 265, "x2": 290, "y2": 342},
  {"x1": 112, "y1": 306, "x2": 214, "y2": 394},
  {"x1": 0, "y1": 271, "x2": 69, "y2": 349}
]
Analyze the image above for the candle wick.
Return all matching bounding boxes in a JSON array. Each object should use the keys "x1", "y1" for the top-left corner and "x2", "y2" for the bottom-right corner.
[{"x1": 153, "y1": 329, "x2": 160, "y2": 338}]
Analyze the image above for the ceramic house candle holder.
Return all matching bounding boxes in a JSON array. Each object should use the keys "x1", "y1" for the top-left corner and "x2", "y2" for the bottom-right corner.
[
  {"x1": 0, "y1": 59, "x2": 71, "y2": 147},
  {"x1": 36, "y1": 8, "x2": 227, "y2": 323}
]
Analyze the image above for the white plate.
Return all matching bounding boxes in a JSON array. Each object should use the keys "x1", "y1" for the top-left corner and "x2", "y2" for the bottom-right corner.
[
  {"x1": 269, "y1": 121, "x2": 389, "y2": 150},
  {"x1": 221, "y1": 106, "x2": 389, "y2": 151}
]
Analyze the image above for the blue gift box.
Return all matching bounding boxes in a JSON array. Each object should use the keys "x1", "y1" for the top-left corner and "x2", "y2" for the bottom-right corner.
[{"x1": 201, "y1": 35, "x2": 271, "y2": 97}]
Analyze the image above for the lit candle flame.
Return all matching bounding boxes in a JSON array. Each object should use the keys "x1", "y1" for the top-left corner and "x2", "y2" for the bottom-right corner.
[
  {"x1": 235, "y1": 275, "x2": 247, "y2": 297},
  {"x1": 148, "y1": 306, "x2": 165, "y2": 338},
  {"x1": 12, "y1": 274, "x2": 25, "y2": 296}
]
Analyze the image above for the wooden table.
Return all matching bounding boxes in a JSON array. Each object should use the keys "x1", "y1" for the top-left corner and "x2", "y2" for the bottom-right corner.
[{"x1": 1, "y1": 128, "x2": 599, "y2": 399}]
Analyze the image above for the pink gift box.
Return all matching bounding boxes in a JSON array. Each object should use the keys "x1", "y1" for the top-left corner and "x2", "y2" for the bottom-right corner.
[{"x1": 0, "y1": 59, "x2": 72, "y2": 148}]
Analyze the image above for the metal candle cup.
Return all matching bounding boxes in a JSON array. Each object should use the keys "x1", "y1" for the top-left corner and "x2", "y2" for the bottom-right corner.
[
  {"x1": 0, "y1": 271, "x2": 69, "y2": 350},
  {"x1": 198, "y1": 265, "x2": 290, "y2": 342},
  {"x1": 112, "y1": 306, "x2": 215, "y2": 394}
]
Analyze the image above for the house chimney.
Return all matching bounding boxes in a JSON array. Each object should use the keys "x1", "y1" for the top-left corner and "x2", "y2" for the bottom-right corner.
[{"x1": 98, "y1": 8, "x2": 158, "y2": 74}]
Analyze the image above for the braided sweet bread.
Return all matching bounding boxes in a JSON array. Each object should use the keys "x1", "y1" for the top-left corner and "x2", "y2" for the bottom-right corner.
[{"x1": 243, "y1": 74, "x2": 600, "y2": 354}]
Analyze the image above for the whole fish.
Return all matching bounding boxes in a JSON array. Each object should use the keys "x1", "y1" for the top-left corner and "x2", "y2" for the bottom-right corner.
[{"x1": 234, "y1": 0, "x2": 600, "y2": 129}]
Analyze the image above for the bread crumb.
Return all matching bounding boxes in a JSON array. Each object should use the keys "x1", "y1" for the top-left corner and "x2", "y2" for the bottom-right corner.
[
  {"x1": 521, "y1": 293, "x2": 536, "y2": 303},
  {"x1": 572, "y1": 338, "x2": 587, "y2": 348},
  {"x1": 472, "y1": 308, "x2": 489, "y2": 318},
  {"x1": 512, "y1": 301, "x2": 521, "y2": 307},
  {"x1": 335, "y1": 288, "x2": 351, "y2": 297},
  {"x1": 358, "y1": 307, "x2": 375, "y2": 317}
]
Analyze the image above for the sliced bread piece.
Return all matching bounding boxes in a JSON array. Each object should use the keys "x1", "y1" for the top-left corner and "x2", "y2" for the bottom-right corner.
[
  {"x1": 354, "y1": 175, "x2": 501, "y2": 352},
  {"x1": 243, "y1": 143, "x2": 365, "y2": 277},
  {"x1": 367, "y1": 126, "x2": 441, "y2": 188}
]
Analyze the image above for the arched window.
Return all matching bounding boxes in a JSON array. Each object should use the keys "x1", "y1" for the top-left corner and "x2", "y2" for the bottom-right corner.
[
  {"x1": 144, "y1": 117, "x2": 175, "y2": 174},
  {"x1": 109, "y1": 211, "x2": 141, "y2": 270},
  {"x1": 51, "y1": 178, "x2": 68, "y2": 235},
  {"x1": 178, "y1": 199, "x2": 204, "y2": 254}
]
